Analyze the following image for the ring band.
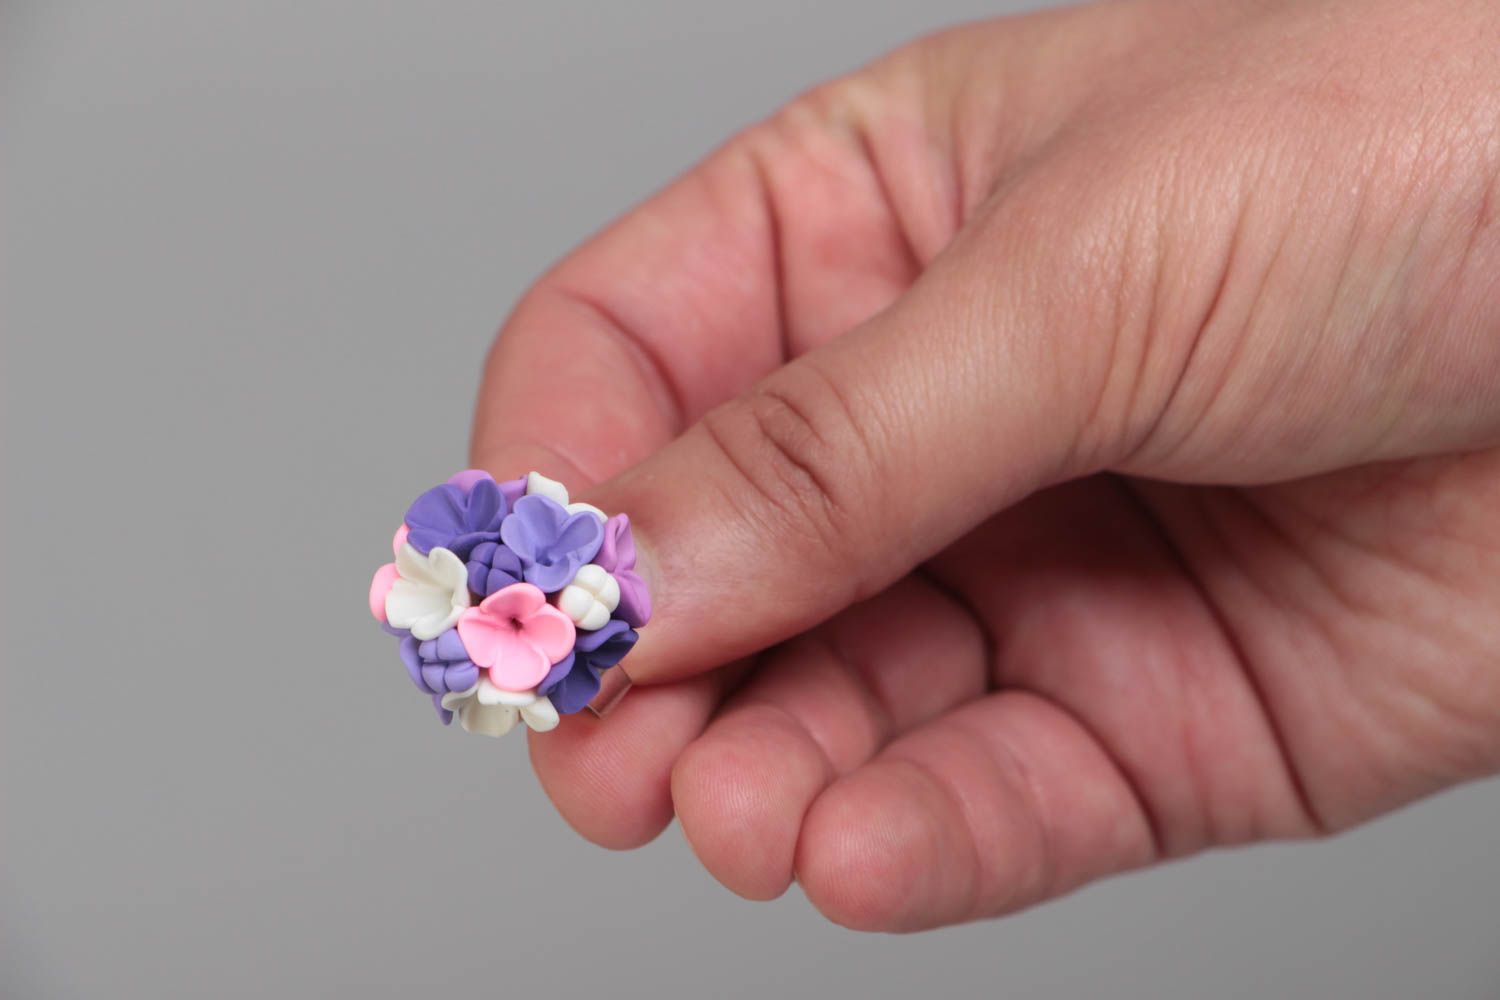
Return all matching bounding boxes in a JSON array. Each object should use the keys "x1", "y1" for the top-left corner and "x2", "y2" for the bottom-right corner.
[
  {"x1": 369, "y1": 470, "x2": 651, "y2": 737},
  {"x1": 587, "y1": 664, "x2": 633, "y2": 717}
]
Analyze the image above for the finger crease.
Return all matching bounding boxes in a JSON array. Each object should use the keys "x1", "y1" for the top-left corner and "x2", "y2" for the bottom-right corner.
[
  {"x1": 885, "y1": 752, "x2": 985, "y2": 922},
  {"x1": 555, "y1": 287, "x2": 689, "y2": 430},
  {"x1": 921, "y1": 563, "x2": 1167, "y2": 862},
  {"x1": 746, "y1": 145, "x2": 793, "y2": 362},
  {"x1": 811, "y1": 631, "x2": 899, "y2": 755}
]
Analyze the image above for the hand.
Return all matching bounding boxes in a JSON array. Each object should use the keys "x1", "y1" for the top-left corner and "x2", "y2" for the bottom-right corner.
[{"x1": 471, "y1": 0, "x2": 1500, "y2": 931}]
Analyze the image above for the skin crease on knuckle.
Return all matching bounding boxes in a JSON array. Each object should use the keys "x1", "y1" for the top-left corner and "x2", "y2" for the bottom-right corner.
[
  {"x1": 496, "y1": 0, "x2": 1500, "y2": 931},
  {"x1": 695, "y1": 361, "x2": 890, "y2": 601}
]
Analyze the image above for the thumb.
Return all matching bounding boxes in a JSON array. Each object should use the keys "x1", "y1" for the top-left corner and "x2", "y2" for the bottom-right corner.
[{"x1": 585, "y1": 199, "x2": 1118, "y2": 684}]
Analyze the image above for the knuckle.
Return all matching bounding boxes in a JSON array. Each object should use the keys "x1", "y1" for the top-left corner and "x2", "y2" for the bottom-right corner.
[{"x1": 699, "y1": 364, "x2": 877, "y2": 573}]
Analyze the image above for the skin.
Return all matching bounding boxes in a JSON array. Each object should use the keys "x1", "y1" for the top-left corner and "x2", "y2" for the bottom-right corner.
[{"x1": 470, "y1": 0, "x2": 1500, "y2": 932}]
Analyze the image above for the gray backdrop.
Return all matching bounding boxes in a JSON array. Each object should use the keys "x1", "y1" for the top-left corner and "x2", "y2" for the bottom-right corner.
[{"x1": 4, "y1": 2, "x2": 1497, "y2": 998}]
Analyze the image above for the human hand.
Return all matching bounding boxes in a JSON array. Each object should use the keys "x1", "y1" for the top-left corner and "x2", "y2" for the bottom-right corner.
[{"x1": 471, "y1": 0, "x2": 1500, "y2": 931}]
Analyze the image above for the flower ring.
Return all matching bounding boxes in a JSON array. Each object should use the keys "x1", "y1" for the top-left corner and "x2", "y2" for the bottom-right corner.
[{"x1": 369, "y1": 470, "x2": 651, "y2": 737}]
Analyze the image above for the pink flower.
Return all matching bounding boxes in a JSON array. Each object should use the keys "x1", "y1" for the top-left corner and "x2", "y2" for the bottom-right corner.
[
  {"x1": 457, "y1": 583, "x2": 576, "y2": 692},
  {"x1": 368, "y1": 562, "x2": 398, "y2": 623}
]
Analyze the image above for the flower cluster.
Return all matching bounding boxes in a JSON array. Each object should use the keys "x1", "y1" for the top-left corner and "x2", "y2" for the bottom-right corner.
[{"x1": 369, "y1": 470, "x2": 650, "y2": 737}]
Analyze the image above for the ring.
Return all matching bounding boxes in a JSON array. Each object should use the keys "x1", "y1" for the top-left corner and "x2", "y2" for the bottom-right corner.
[{"x1": 368, "y1": 470, "x2": 650, "y2": 737}]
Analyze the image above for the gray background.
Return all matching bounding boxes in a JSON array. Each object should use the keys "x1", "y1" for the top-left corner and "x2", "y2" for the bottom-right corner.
[{"x1": 4, "y1": 2, "x2": 1498, "y2": 998}]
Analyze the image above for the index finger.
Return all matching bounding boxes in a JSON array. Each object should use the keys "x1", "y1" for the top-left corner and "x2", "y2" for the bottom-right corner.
[
  {"x1": 471, "y1": 143, "x2": 778, "y2": 485},
  {"x1": 470, "y1": 77, "x2": 933, "y2": 486}
]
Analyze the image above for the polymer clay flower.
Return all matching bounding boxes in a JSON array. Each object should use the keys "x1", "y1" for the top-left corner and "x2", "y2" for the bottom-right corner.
[
  {"x1": 368, "y1": 562, "x2": 399, "y2": 624},
  {"x1": 524, "y1": 471, "x2": 606, "y2": 521},
  {"x1": 404, "y1": 474, "x2": 508, "y2": 559},
  {"x1": 556, "y1": 563, "x2": 620, "y2": 630},
  {"x1": 440, "y1": 678, "x2": 560, "y2": 737},
  {"x1": 500, "y1": 495, "x2": 604, "y2": 592},
  {"x1": 524, "y1": 471, "x2": 570, "y2": 506},
  {"x1": 595, "y1": 513, "x2": 652, "y2": 627},
  {"x1": 539, "y1": 618, "x2": 638, "y2": 714},
  {"x1": 399, "y1": 630, "x2": 480, "y2": 724},
  {"x1": 457, "y1": 582, "x2": 575, "y2": 691},
  {"x1": 466, "y1": 540, "x2": 523, "y2": 598},
  {"x1": 374, "y1": 470, "x2": 651, "y2": 736},
  {"x1": 385, "y1": 544, "x2": 470, "y2": 640}
]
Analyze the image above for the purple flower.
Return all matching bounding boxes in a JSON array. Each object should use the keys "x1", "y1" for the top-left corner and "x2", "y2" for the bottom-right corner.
[
  {"x1": 403, "y1": 475, "x2": 508, "y2": 560},
  {"x1": 399, "y1": 630, "x2": 480, "y2": 724},
  {"x1": 538, "y1": 618, "x2": 638, "y2": 714},
  {"x1": 466, "y1": 540, "x2": 524, "y2": 598},
  {"x1": 444, "y1": 469, "x2": 491, "y2": 492},
  {"x1": 499, "y1": 495, "x2": 604, "y2": 593},
  {"x1": 595, "y1": 514, "x2": 652, "y2": 627},
  {"x1": 498, "y1": 476, "x2": 528, "y2": 507},
  {"x1": 454, "y1": 469, "x2": 528, "y2": 509}
]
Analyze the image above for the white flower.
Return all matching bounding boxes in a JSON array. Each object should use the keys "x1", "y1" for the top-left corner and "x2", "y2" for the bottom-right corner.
[
  {"x1": 385, "y1": 543, "x2": 470, "y2": 640},
  {"x1": 525, "y1": 470, "x2": 607, "y2": 522},
  {"x1": 555, "y1": 563, "x2": 620, "y2": 631},
  {"x1": 440, "y1": 678, "x2": 560, "y2": 737}
]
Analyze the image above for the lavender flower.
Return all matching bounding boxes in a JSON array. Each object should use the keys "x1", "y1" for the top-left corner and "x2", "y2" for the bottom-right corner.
[
  {"x1": 399, "y1": 630, "x2": 480, "y2": 724},
  {"x1": 538, "y1": 618, "x2": 638, "y2": 714},
  {"x1": 404, "y1": 475, "x2": 508, "y2": 559},
  {"x1": 499, "y1": 495, "x2": 604, "y2": 592},
  {"x1": 466, "y1": 540, "x2": 524, "y2": 598},
  {"x1": 594, "y1": 513, "x2": 652, "y2": 627}
]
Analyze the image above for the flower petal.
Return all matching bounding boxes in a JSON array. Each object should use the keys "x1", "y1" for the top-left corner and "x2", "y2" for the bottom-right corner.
[
  {"x1": 446, "y1": 469, "x2": 495, "y2": 493},
  {"x1": 537, "y1": 650, "x2": 574, "y2": 696},
  {"x1": 466, "y1": 541, "x2": 523, "y2": 598},
  {"x1": 485, "y1": 641, "x2": 551, "y2": 692},
  {"x1": 499, "y1": 476, "x2": 528, "y2": 508},
  {"x1": 522, "y1": 559, "x2": 575, "y2": 594},
  {"x1": 394, "y1": 543, "x2": 467, "y2": 590},
  {"x1": 477, "y1": 581, "x2": 547, "y2": 619},
  {"x1": 403, "y1": 483, "x2": 467, "y2": 554},
  {"x1": 393, "y1": 540, "x2": 432, "y2": 583},
  {"x1": 420, "y1": 662, "x2": 447, "y2": 693},
  {"x1": 446, "y1": 661, "x2": 479, "y2": 692},
  {"x1": 463, "y1": 476, "x2": 507, "y2": 532},
  {"x1": 459, "y1": 700, "x2": 519, "y2": 738},
  {"x1": 440, "y1": 682, "x2": 480, "y2": 711},
  {"x1": 612, "y1": 568, "x2": 652, "y2": 627},
  {"x1": 369, "y1": 563, "x2": 398, "y2": 623},
  {"x1": 429, "y1": 546, "x2": 469, "y2": 584},
  {"x1": 526, "y1": 471, "x2": 570, "y2": 506},
  {"x1": 566, "y1": 502, "x2": 607, "y2": 522},
  {"x1": 389, "y1": 546, "x2": 470, "y2": 640},
  {"x1": 456, "y1": 607, "x2": 505, "y2": 667},
  {"x1": 546, "y1": 662, "x2": 603, "y2": 715},
  {"x1": 476, "y1": 678, "x2": 537, "y2": 707},
  {"x1": 396, "y1": 542, "x2": 465, "y2": 638},
  {"x1": 575, "y1": 617, "x2": 638, "y2": 669},
  {"x1": 595, "y1": 514, "x2": 636, "y2": 573},
  {"x1": 555, "y1": 585, "x2": 589, "y2": 620},
  {"x1": 520, "y1": 697, "x2": 560, "y2": 732},
  {"x1": 499, "y1": 494, "x2": 564, "y2": 561},
  {"x1": 594, "y1": 570, "x2": 621, "y2": 610},
  {"x1": 398, "y1": 635, "x2": 429, "y2": 692},
  {"x1": 386, "y1": 578, "x2": 449, "y2": 638},
  {"x1": 432, "y1": 628, "x2": 468, "y2": 663},
  {"x1": 552, "y1": 511, "x2": 605, "y2": 565},
  {"x1": 557, "y1": 584, "x2": 608, "y2": 631},
  {"x1": 520, "y1": 600, "x2": 577, "y2": 664},
  {"x1": 569, "y1": 564, "x2": 606, "y2": 598}
]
